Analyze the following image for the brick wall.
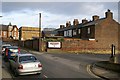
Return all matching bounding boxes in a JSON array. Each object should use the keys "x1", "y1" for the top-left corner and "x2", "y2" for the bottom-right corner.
[
  {"x1": 24, "y1": 40, "x2": 33, "y2": 49},
  {"x1": 33, "y1": 39, "x2": 39, "y2": 51},
  {"x1": 61, "y1": 38, "x2": 112, "y2": 53},
  {"x1": 18, "y1": 39, "x2": 39, "y2": 51},
  {"x1": 2, "y1": 38, "x2": 14, "y2": 42},
  {"x1": 95, "y1": 19, "x2": 119, "y2": 51},
  {"x1": 18, "y1": 37, "x2": 116, "y2": 54}
]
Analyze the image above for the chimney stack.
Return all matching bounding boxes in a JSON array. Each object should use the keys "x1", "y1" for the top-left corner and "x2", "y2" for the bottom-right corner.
[
  {"x1": 66, "y1": 21, "x2": 71, "y2": 27},
  {"x1": 82, "y1": 18, "x2": 88, "y2": 23},
  {"x1": 73, "y1": 19, "x2": 79, "y2": 26},
  {"x1": 60, "y1": 25, "x2": 65, "y2": 29},
  {"x1": 105, "y1": 9, "x2": 113, "y2": 19},
  {"x1": 92, "y1": 15, "x2": 99, "y2": 21}
]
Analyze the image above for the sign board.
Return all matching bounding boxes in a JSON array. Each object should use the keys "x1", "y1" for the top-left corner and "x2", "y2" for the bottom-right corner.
[{"x1": 48, "y1": 42, "x2": 61, "y2": 48}]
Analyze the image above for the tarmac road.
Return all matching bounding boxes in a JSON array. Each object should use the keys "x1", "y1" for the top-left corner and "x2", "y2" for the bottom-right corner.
[{"x1": 1, "y1": 41, "x2": 111, "y2": 79}]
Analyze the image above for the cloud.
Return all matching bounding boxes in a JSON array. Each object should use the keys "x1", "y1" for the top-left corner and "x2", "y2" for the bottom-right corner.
[
  {"x1": 2, "y1": 2, "x2": 119, "y2": 29},
  {"x1": 1, "y1": 0, "x2": 120, "y2": 2},
  {"x1": 2, "y1": 2, "x2": 117, "y2": 16},
  {"x1": 0, "y1": 2, "x2": 2, "y2": 15}
]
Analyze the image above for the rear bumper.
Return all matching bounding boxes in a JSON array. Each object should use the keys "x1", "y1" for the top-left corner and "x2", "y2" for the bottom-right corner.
[
  {"x1": 18, "y1": 71, "x2": 42, "y2": 75},
  {"x1": 17, "y1": 68, "x2": 42, "y2": 75}
]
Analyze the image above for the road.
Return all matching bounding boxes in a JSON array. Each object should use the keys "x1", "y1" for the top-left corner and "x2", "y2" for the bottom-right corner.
[
  {"x1": 13, "y1": 49, "x2": 110, "y2": 79},
  {"x1": 1, "y1": 42, "x2": 111, "y2": 79},
  {"x1": 35, "y1": 52, "x2": 110, "y2": 78}
]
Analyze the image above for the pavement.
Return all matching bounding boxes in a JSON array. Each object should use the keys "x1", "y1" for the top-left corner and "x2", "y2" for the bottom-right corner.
[
  {"x1": 90, "y1": 61, "x2": 120, "y2": 80},
  {"x1": 2, "y1": 63, "x2": 12, "y2": 79},
  {"x1": 0, "y1": 56, "x2": 13, "y2": 79}
]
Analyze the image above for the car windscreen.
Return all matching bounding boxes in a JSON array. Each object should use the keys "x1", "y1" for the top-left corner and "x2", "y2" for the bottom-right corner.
[
  {"x1": 3, "y1": 46, "x2": 11, "y2": 48},
  {"x1": 9, "y1": 48, "x2": 19, "y2": 53},
  {"x1": 19, "y1": 56, "x2": 37, "y2": 63}
]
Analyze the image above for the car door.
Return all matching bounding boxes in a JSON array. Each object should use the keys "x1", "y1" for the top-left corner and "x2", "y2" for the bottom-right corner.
[{"x1": 10, "y1": 56, "x2": 18, "y2": 70}]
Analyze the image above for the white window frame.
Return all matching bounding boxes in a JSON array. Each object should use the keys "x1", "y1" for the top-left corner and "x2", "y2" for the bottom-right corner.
[
  {"x1": 64, "y1": 31, "x2": 67, "y2": 37},
  {"x1": 73, "y1": 29, "x2": 77, "y2": 36},
  {"x1": 78, "y1": 29, "x2": 81, "y2": 34},
  {"x1": 88, "y1": 27, "x2": 90, "y2": 34},
  {"x1": 66, "y1": 30, "x2": 69, "y2": 37},
  {"x1": 9, "y1": 32, "x2": 12, "y2": 36},
  {"x1": 14, "y1": 28, "x2": 17, "y2": 31},
  {"x1": 3, "y1": 31, "x2": 6, "y2": 36},
  {"x1": 14, "y1": 32, "x2": 16, "y2": 37},
  {"x1": 68, "y1": 30, "x2": 72, "y2": 37}
]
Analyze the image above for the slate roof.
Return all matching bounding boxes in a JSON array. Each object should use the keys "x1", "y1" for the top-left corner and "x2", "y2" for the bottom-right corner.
[
  {"x1": 83, "y1": 18, "x2": 105, "y2": 27},
  {"x1": 55, "y1": 18, "x2": 106, "y2": 32},
  {"x1": 0, "y1": 24, "x2": 8, "y2": 31},
  {"x1": 11, "y1": 25, "x2": 18, "y2": 31}
]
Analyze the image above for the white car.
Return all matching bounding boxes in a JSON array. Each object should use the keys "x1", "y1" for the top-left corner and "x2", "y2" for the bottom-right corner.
[{"x1": 9, "y1": 53, "x2": 42, "y2": 76}]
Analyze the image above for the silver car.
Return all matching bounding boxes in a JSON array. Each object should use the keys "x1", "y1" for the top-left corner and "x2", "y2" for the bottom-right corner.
[{"x1": 9, "y1": 53, "x2": 42, "y2": 76}]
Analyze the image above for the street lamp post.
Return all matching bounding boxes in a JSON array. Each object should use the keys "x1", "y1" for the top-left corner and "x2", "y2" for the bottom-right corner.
[
  {"x1": 0, "y1": 16, "x2": 2, "y2": 40},
  {"x1": 39, "y1": 13, "x2": 41, "y2": 52}
]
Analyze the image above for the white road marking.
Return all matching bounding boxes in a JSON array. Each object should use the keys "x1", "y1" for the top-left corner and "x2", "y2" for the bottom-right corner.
[{"x1": 43, "y1": 75, "x2": 48, "y2": 78}]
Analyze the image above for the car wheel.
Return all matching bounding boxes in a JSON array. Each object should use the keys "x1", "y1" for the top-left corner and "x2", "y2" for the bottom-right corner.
[
  {"x1": 2, "y1": 53, "x2": 4, "y2": 56},
  {"x1": 9, "y1": 64, "x2": 11, "y2": 69},
  {"x1": 4, "y1": 57, "x2": 8, "y2": 62},
  {"x1": 37, "y1": 72, "x2": 41, "y2": 75}
]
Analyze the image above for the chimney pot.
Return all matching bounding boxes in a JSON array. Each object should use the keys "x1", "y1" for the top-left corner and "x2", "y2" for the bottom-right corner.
[
  {"x1": 82, "y1": 18, "x2": 88, "y2": 23},
  {"x1": 66, "y1": 21, "x2": 71, "y2": 27},
  {"x1": 105, "y1": 9, "x2": 113, "y2": 19},
  {"x1": 92, "y1": 15, "x2": 99, "y2": 21},
  {"x1": 73, "y1": 19, "x2": 79, "y2": 26},
  {"x1": 60, "y1": 25, "x2": 65, "y2": 29}
]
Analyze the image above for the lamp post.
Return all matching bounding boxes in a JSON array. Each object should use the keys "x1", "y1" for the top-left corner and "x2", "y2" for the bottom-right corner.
[
  {"x1": 0, "y1": 16, "x2": 2, "y2": 40},
  {"x1": 39, "y1": 13, "x2": 41, "y2": 52}
]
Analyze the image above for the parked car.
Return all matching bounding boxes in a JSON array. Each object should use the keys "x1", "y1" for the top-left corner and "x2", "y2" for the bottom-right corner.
[
  {"x1": 9, "y1": 53, "x2": 42, "y2": 77},
  {"x1": 2, "y1": 44, "x2": 11, "y2": 55},
  {"x1": 3, "y1": 46, "x2": 20, "y2": 61}
]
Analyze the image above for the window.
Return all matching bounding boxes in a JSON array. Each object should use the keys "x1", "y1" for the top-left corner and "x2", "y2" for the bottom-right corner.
[
  {"x1": 68, "y1": 30, "x2": 72, "y2": 37},
  {"x1": 14, "y1": 28, "x2": 17, "y2": 31},
  {"x1": 14, "y1": 32, "x2": 16, "y2": 37},
  {"x1": 64, "y1": 31, "x2": 67, "y2": 37},
  {"x1": 0, "y1": 31, "x2": 1, "y2": 37},
  {"x1": 88, "y1": 27, "x2": 90, "y2": 34},
  {"x1": 73, "y1": 29, "x2": 77, "y2": 35},
  {"x1": 19, "y1": 56, "x2": 37, "y2": 63},
  {"x1": 3, "y1": 32, "x2": 6, "y2": 36},
  {"x1": 66, "y1": 31, "x2": 69, "y2": 36},
  {"x1": 9, "y1": 32, "x2": 12, "y2": 36},
  {"x1": 78, "y1": 29, "x2": 81, "y2": 34}
]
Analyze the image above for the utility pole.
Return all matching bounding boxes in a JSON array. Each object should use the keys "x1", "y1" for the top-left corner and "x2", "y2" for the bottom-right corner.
[
  {"x1": 39, "y1": 13, "x2": 41, "y2": 52},
  {"x1": 0, "y1": 16, "x2": 2, "y2": 40}
]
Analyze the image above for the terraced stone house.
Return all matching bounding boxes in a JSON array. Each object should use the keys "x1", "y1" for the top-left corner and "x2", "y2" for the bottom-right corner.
[{"x1": 55, "y1": 9, "x2": 120, "y2": 51}]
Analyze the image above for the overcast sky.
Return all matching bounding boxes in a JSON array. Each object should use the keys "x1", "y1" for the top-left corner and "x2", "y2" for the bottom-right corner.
[{"x1": 1, "y1": 1, "x2": 120, "y2": 29}]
